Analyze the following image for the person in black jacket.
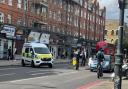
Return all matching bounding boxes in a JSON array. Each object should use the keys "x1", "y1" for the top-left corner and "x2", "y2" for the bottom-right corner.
[
  {"x1": 76, "y1": 48, "x2": 81, "y2": 70},
  {"x1": 8, "y1": 47, "x2": 12, "y2": 60},
  {"x1": 81, "y1": 49, "x2": 86, "y2": 66}
]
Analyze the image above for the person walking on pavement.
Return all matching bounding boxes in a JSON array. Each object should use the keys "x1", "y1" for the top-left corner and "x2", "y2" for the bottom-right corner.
[
  {"x1": 8, "y1": 46, "x2": 12, "y2": 60},
  {"x1": 13, "y1": 47, "x2": 17, "y2": 61},
  {"x1": 81, "y1": 49, "x2": 87, "y2": 66},
  {"x1": 76, "y1": 48, "x2": 81, "y2": 70}
]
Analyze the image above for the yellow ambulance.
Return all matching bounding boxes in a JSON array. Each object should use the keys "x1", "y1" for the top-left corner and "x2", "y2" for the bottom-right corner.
[{"x1": 21, "y1": 42, "x2": 53, "y2": 68}]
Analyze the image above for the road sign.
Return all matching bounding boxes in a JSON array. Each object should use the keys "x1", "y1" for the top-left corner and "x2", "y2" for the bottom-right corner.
[{"x1": 125, "y1": 0, "x2": 128, "y2": 9}]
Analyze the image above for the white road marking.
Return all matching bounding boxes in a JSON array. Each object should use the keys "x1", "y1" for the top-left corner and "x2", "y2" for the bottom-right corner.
[
  {"x1": 0, "y1": 73, "x2": 16, "y2": 77},
  {"x1": 31, "y1": 72, "x2": 50, "y2": 76},
  {"x1": 27, "y1": 70, "x2": 49, "y2": 73},
  {"x1": 9, "y1": 71, "x2": 78, "y2": 83},
  {"x1": 0, "y1": 67, "x2": 23, "y2": 71}
]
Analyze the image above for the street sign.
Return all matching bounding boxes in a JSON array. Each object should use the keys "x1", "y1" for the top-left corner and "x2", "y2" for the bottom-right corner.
[{"x1": 125, "y1": 0, "x2": 128, "y2": 9}]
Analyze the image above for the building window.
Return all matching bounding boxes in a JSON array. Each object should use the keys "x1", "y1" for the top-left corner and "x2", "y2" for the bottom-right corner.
[
  {"x1": 24, "y1": 0, "x2": 28, "y2": 11},
  {"x1": 84, "y1": 1, "x2": 87, "y2": 8},
  {"x1": 8, "y1": 0, "x2": 12, "y2": 6},
  {"x1": 68, "y1": 3, "x2": 71, "y2": 12},
  {"x1": 17, "y1": 0, "x2": 22, "y2": 8},
  {"x1": 104, "y1": 30, "x2": 107, "y2": 35},
  {"x1": 0, "y1": 12, "x2": 4, "y2": 23},
  {"x1": 7, "y1": 14, "x2": 12, "y2": 24},
  {"x1": 116, "y1": 30, "x2": 118, "y2": 35},
  {"x1": 43, "y1": 0, "x2": 48, "y2": 3},
  {"x1": 62, "y1": 0, "x2": 67, "y2": 11},
  {"x1": 0, "y1": 0, "x2": 5, "y2": 3},
  {"x1": 41, "y1": 6, "x2": 47, "y2": 18},
  {"x1": 111, "y1": 30, "x2": 114, "y2": 35},
  {"x1": 84, "y1": 12, "x2": 86, "y2": 18},
  {"x1": 17, "y1": 19, "x2": 22, "y2": 25},
  {"x1": 57, "y1": 10, "x2": 61, "y2": 21},
  {"x1": 49, "y1": 10, "x2": 52, "y2": 18}
]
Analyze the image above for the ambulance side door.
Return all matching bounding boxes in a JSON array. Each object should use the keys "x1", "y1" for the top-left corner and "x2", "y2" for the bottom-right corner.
[{"x1": 24, "y1": 47, "x2": 31, "y2": 64}]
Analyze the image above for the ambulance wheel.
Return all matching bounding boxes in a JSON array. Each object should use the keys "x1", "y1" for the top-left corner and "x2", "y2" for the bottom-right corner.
[
  {"x1": 21, "y1": 59, "x2": 25, "y2": 67},
  {"x1": 49, "y1": 64, "x2": 53, "y2": 68},
  {"x1": 31, "y1": 60, "x2": 35, "y2": 68}
]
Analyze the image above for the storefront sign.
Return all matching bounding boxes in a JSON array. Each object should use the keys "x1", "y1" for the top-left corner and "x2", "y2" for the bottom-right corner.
[
  {"x1": 40, "y1": 33, "x2": 50, "y2": 44},
  {"x1": 28, "y1": 31, "x2": 40, "y2": 42},
  {"x1": 1, "y1": 25, "x2": 16, "y2": 37}
]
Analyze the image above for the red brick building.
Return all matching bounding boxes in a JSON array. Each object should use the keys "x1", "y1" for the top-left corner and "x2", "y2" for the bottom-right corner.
[{"x1": 0, "y1": 0, "x2": 106, "y2": 59}]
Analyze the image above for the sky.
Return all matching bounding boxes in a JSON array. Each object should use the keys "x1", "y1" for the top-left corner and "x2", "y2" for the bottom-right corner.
[
  {"x1": 98, "y1": 0, "x2": 119, "y2": 20},
  {"x1": 98, "y1": 0, "x2": 128, "y2": 22}
]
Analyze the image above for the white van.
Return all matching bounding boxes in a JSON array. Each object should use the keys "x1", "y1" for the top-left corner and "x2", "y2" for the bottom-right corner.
[{"x1": 21, "y1": 42, "x2": 53, "y2": 68}]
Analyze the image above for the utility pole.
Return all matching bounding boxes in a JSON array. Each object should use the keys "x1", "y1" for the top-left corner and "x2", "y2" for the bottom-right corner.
[{"x1": 114, "y1": 0, "x2": 125, "y2": 89}]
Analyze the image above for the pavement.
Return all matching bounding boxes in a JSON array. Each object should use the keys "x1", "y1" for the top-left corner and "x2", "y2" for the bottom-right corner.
[
  {"x1": 88, "y1": 78, "x2": 128, "y2": 89},
  {"x1": 0, "y1": 55, "x2": 71, "y2": 67}
]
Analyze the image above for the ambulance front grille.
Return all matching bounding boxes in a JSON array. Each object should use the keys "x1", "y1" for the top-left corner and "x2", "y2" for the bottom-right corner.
[{"x1": 41, "y1": 58, "x2": 51, "y2": 61}]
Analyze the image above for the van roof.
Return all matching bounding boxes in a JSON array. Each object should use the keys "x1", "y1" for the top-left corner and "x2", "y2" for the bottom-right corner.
[{"x1": 23, "y1": 42, "x2": 47, "y2": 48}]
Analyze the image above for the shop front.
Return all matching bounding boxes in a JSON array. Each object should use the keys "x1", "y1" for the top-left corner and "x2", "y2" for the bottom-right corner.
[
  {"x1": 49, "y1": 34, "x2": 67, "y2": 59},
  {"x1": 0, "y1": 25, "x2": 16, "y2": 59}
]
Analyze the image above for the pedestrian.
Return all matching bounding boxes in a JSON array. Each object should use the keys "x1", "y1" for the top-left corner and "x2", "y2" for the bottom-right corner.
[
  {"x1": 76, "y1": 48, "x2": 81, "y2": 70},
  {"x1": 71, "y1": 49, "x2": 77, "y2": 66},
  {"x1": 13, "y1": 47, "x2": 17, "y2": 61},
  {"x1": 81, "y1": 49, "x2": 86, "y2": 66},
  {"x1": 88, "y1": 55, "x2": 93, "y2": 67},
  {"x1": 8, "y1": 46, "x2": 12, "y2": 60}
]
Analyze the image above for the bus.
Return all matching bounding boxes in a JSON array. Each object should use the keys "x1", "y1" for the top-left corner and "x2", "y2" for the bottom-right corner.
[{"x1": 96, "y1": 41, "x2": 116, "y2": 56}]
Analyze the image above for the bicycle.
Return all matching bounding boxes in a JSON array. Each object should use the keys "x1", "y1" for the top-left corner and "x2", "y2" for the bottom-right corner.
[{"x1": 97, "y1": 62, "x2": 103, "y2": 79}]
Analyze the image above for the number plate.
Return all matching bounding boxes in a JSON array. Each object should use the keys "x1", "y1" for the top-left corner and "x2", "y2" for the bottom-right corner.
[{"x1": 43, "y1": 61, "x2": 49, "y2": 63}]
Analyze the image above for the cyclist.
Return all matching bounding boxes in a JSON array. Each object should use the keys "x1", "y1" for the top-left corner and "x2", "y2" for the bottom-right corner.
[{"x1": 96, "y1": 48, "x2": 104, "y2": 77}]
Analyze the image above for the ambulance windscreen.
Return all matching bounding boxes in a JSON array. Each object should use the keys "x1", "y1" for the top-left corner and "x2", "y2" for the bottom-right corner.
[{"x1": 34, "y1": 47, "x2": 50, "y2": 54}]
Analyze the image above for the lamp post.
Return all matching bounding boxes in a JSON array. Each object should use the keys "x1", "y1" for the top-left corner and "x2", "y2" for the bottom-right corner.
[{"x1": 114, "y1": 0, "x2": 125, "y2": 89}]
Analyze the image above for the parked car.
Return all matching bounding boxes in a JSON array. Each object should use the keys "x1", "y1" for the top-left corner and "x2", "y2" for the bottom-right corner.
[
  {"x1": 89, "y1": 55, "x2": 115, "y2": 72},
  {"x1": 88, "y1": 55, "x2": 96, "y2": 68}
]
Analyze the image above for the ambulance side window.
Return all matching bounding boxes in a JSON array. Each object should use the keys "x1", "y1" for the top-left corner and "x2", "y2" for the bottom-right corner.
[
  {"x1": 25, "y1": 48, "x2": 29, "y2": 53},
  {"x1": 30, "y1": 48, "x2": 34, "y2": 55}
]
